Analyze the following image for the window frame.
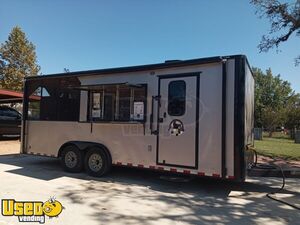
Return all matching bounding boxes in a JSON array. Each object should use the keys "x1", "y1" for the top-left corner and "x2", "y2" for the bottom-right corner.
[{"x1": 87, "y1": 83, "x2": 148, "y2": 123}]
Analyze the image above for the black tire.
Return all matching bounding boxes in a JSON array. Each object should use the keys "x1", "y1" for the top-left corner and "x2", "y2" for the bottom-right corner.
[
  {"x1": 84, "y1": 146, "x2": 111, "y2": 177},
  {"x1": 60, "y1": 145, "x2": 84, "y2": 173}
]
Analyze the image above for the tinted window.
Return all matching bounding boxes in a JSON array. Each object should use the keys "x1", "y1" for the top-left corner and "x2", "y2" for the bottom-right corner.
[
  {"x1": 0, "y1": 109, "x2": 6, "y2": 120},
  {"x1": 0, "y1": 108, "x2": 21, "y2": 120},
  {"x1": 168, "y1": 80, "x2": 186, "y2": 116}
]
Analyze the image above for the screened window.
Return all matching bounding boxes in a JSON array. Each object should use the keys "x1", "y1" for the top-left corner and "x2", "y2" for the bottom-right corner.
[
  {"x1": 26, "y1": 77, "x2": 80, "y2": 121},
  {"x1": 168, "y1": 80, "x2": 186, "y2": 116},
  {"x1": 90, "y1": 84, "x2": 146, "y2": 122}
]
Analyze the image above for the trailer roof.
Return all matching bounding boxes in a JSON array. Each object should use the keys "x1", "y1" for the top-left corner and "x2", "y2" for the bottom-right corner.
[{"x1": 25, "y1": 54, "x2": 250, "y2": 80}]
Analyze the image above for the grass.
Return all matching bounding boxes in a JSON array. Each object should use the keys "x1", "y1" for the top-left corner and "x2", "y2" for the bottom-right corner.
[{"x1": 255, "y1": 133, "x2": 300, "y2": 160}]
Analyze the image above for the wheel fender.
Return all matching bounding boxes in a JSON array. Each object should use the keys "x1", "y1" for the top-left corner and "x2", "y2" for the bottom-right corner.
[{"x1": 58, "y1": 141, "x2": 112, "y2": 163}]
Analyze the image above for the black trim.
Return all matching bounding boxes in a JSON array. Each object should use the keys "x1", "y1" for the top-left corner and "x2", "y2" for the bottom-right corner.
[
  {"x1": 221, "y1": 61, "x2": 227, "y2": 179},
  {"x1": 156, "y1": 72, "x2": 200, "y2": 169},
  {"x1": 24, "y1": 55, "x2": 235, "y2": 81},
  {"x1": 195, "y1": 75, "x2": 200, "y2": 169},
  {"x1": 155, "y1": 79, "x2": 161, "y2": 164},
  {"x1": 233, "y1": 55, "x2": 246, "y2": 181},
  {"x1": 21, "y1": 80, "x2": 29, "y2": 154}
]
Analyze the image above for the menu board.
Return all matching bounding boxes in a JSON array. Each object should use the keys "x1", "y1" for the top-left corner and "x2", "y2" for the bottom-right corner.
[{"x1": 133, "y1": 102, "x2": 144, "y2": 120}]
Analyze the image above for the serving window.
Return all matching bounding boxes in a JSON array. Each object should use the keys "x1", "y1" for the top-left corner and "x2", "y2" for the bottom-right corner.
[{"x1": 89, "y1": 84, "x2": 147, "y2": 122}]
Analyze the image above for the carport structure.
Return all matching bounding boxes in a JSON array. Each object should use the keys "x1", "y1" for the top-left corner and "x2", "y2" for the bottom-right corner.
[
  {"x1": 0, "y1": 89, "x2": 24, "y2": 104},
  {"x1": 0, "y1": 89, "x2": 39, "y2": 104}
]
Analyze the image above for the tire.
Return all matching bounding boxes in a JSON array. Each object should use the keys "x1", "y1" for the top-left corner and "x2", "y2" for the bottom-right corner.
[
  {"x1": 84, "y1": 146, "x2": 111, "y2": 177},
  {"x1": 60, "y1": 145, "x2": 84, "y2": 173}
]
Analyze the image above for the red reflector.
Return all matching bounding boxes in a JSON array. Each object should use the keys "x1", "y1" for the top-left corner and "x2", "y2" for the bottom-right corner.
[
  {"x1": 116, "y1": 162, "x2": 122, "y2": 165},
  {"x1": 212, "y1": 173, "x2": 220, "y2": 177},
  {"x1": 138, "y1": 164, "x2": 144, "y2": 168},
  {"x1": 127, "y1": 163, "x2": 133, "y2": 166},
  {"x1": 198, "y1": 172, "x2": 205, "y2": 176},
  {"x1": 228, "y1": 176, "x2": 235, "y2": 179},
  {"x1": 157, "y1": 167, "x2": 164, "y2": 170},
  {"x1": 183, "y1": 170, "x2": 190, "y2": 174},
  {"x1": 170, "y1": 168, "x2": 177, "y2": 172},
  {"x1": 149, "y1": 166, "x2": 155, "y2": 169}
]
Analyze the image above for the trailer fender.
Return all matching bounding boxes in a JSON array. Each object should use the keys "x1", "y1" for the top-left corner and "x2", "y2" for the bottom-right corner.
[{"x1": 58, "y1": 141, "x2": 112, "y2": 163}]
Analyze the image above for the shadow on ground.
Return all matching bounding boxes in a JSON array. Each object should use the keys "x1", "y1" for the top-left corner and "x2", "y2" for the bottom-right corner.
[{"x1": 0, "y1": 154, "x2": 299, "y2": 225}]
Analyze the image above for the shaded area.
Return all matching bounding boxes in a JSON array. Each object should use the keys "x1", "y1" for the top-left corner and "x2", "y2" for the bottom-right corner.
[{"x1": 0, "y1": 155, "x2": 299, "y2": 224}]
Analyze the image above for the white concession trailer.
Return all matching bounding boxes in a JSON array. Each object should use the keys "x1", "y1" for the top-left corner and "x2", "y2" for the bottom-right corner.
[{"x1": 22, "y1": 55, "x2": 254, "y2": 181}]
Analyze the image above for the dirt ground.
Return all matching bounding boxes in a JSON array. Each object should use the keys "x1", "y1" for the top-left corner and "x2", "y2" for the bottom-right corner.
[
  {"x1": 258, "y1": 155, "x2": 300, "y2": 169},
  {"x1": 0, "y1": 137, "x2": 21, "y2": 155}
]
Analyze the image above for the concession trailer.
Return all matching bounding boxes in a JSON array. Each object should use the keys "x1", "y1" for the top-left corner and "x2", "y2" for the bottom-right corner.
[{"x1": 21, "y1": 55, "x2": 254, "y2": 181}]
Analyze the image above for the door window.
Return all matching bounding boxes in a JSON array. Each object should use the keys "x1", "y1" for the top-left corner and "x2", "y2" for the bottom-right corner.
[{"x1": 168, "y1": 80, "x2": 186, "y2": 116}]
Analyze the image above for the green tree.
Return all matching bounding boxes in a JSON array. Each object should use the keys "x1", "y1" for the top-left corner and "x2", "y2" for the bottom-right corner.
[
  {"x1": 251, "y1": 0, "x2": 300, "y2": 64},
  {"x1": 253, "y1": 67, "x2": 296, "y2": 136},
  {"x1": 0, "y1": 26, "x2": 40, "y2": 91},
  {"x1": 285, "y1": 96, "x2": 300, "y2": 130}
]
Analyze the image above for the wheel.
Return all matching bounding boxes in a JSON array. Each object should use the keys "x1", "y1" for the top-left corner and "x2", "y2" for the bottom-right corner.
[
  {"x1": 84, "y1": 146, "x2": 111, "y2": 177},
  {"x1": 60, "y1": 145, "x2": 84, "y2": 173}
]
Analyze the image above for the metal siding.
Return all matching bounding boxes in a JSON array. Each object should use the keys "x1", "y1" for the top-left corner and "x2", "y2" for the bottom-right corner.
[
  {"x1": 244, "y1": 64, "x2": 255, "y2": 145},
  {"x1": 198, "y1": 64, "x2": 223, "y2": 176},
  {"x1": 25, "y1": 62, "x2": 228, "y2": 177},
  {"x1": 79, "y1": 91, "x2": 88, "y2": 122},
  {"x1": 225, "y1": 59, "x2": 235, "y2": 178}
]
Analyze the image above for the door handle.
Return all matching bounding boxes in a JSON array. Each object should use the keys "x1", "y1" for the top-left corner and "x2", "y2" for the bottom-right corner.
[
  {"x1": 163, "y1": 112, "x2": 167, "y2": 118},
  {"x1": 150, "y1": 95, "x2": 161, "y2": 135},
  {"x1": 150, "y1": 96, "x2": 155, "y2": 133}
]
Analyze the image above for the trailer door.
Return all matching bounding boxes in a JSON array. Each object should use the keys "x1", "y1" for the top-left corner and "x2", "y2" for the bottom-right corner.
[{"x1": 157, "y1": 74, "x2": 199, "y2": 168}]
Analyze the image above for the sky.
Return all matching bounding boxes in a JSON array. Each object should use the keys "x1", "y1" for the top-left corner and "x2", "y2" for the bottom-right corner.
[{"x1": 0, "y1": 0, "x2": 299, "y2": 92}]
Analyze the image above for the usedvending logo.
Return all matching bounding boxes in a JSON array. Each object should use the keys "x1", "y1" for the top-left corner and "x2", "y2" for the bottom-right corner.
[{"x1": 1, "y1": 197, "x2": 64, "y2": 224}]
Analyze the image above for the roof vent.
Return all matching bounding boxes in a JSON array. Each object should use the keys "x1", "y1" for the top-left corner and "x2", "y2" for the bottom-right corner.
[{"x1": 164, "y1": 60, "x2": 182, "y2": 63}]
